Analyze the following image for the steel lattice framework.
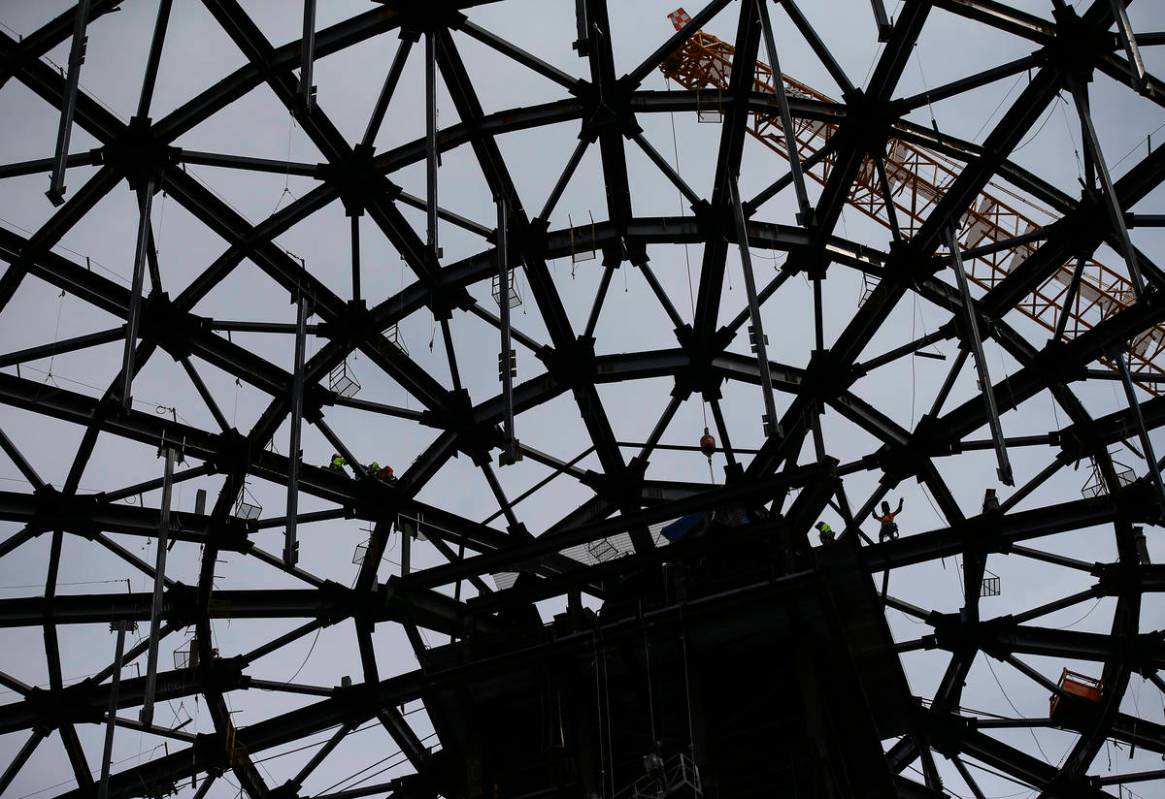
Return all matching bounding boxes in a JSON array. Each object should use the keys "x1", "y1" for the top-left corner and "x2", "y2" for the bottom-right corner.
[{"x1": 0, "y1": 1, "x2": 1163, "y2": 797}]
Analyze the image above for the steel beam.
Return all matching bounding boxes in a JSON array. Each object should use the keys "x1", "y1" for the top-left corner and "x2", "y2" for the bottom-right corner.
[
  {"x1": 779, "y1": 0, "x2": 855, "y2": 95},
  {"x1": 0, "y1": 730, "x2": 45, "y2": 794},
  {"x1": 1107, "y1": 0, "x2": 1147, "y2": 93},
  {"x1": 1112, "y1": 348, "x2": 1165, "y2": 517},
  {"x1": 1069, "y1": 77, "x2": 1144, "y2": 297},
  {"x1": 869, "y1": 0, "x2": 893, "y2": 41},
  {"x1": 425, "y1": 29, "x2": 440, "y2": 262},
  {"x1": 285, "y1": 278, "x2": 309, "y2": 567},
  {"x1": 945, "y1": 225, "x2": 1013, "y2": 485},
  {"x1": 45, "y1": 0, "x2": 91, "y2": 205},
  {"x1": 756, "y1": 0, "x2": 813, "y2": 224},
  {"x1": 120, "y1": 176, "x2": 155, "y2": 410},
  {"x1": 140, "y1": 440, "x2": 180, "y2": 727},
  {"x1": 98, "y1": 621, "x2": 133, "y2": 799},
  {"x1": 460, "y1": 19, "x2": 580, "y2": 91},
  {"x1": 363, "y1": 33, "x2": 415, "y2": 147},
  {"x1": 692, "y1": 0, "x2": 763, "y2": 338},
  {"x1": 497, "y1": 196, "x2": 518, "y2": 464},
  {"x1": 729, "y1": 178, "x2": 780, "y2": 438},
  {"x1": 136, "y1": 0, "x2": 173, "y2": 119},
  {"x1": 300, "y1": 0, "x2": 317, "y2": 110}
]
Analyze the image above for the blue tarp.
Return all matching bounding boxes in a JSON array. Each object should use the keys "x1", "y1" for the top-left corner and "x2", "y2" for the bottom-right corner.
[{"x1": 661, "y1": 512, "x2": 705, "y2": 542}]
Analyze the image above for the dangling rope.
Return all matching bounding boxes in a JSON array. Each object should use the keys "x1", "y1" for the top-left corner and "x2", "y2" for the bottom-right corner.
[
  {"x1": 592, "y1": 632, "x2": 609, "y2": 799},
  {"x1": 602, "y1": 643, "x2": 614, "y2": 799},
  {"x1": 273, "y1": 113, "x2": 299, "y2": 214},
  {"x1": 911, "y1": 44, "x2": 939, "y2": 132},
  {"x1": 681, "y1": 625, "x2": 697, "y2": 761},
  {"x1": 45, "y1": 289, "x2": 66, "y2": 386},
  {"x1": 643, "y1": 622, "x2": 658, "y2": 745}
]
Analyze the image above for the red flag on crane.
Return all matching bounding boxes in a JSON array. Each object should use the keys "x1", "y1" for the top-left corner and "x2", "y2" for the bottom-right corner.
[{"x1": 668, "y1": 7, "x2": 692, "y2": 31}]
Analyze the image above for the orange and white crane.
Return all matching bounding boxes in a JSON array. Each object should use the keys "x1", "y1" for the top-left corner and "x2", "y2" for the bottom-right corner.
[{"x1": 659, "y1": 9, "x2": 1165, "y2": 388}]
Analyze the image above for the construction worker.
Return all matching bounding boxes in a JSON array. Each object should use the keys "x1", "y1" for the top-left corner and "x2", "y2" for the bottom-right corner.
[
  {"x1": 642, "y1": 742, "x2": 666, "y2": 793},
  {"x1": 327, "y1": 453, "x2": 347, "y2": 474},
  {"x1": 814, "y1": 521, "x2": 835, "y2": 545},
  {"x1": 368, "y1": 462, "x2": 397, "y2": 483},
  {"x1": 875, "y1": 498, "x2": 904, "y2": 542}
]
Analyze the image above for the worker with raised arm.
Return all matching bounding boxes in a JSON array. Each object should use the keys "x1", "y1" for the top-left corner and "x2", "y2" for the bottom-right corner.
[{"x1": 874, "y1": 498, "x2": 904, "y2": 542}]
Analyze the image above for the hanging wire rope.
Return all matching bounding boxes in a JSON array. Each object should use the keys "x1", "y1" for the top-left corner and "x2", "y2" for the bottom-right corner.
[
  {"x1": 286, "y1": 627, "x2": 322, "y2": 683},
  {"x1": 985, "y1": 656, "x2": 1053, "y2": 765}
]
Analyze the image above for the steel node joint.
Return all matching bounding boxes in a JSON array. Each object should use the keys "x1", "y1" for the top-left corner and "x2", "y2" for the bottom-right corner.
[
  {"x1": 101, "y1": 115, "x2": 173, "y2": 189},
  {"x1": 536, "y1": 336, "x2": 598, "y2": 390},
  {"x1": 1045, "y1": 5, "x2": 1112, "y2": 83}
]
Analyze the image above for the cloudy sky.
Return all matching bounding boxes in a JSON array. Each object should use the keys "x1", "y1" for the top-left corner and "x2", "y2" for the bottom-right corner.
[{"x1": 0, "y1": 0, "x2": 1163, "y2": 797}]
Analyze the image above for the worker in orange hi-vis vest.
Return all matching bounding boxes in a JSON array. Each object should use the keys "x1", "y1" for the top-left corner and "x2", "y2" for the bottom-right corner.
[
  {"x1": 874, "y1": 498, "x2": 904, "y2": 542},
  {"x1": 668, "y1": 7, "x2": 692, "y2": 30}
]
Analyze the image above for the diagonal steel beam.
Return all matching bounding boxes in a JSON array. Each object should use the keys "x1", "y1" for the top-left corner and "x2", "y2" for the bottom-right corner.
[
  {"x1": 945, "y1": 226, "x2": 1013, "y2": 485},
  {"x1": 45, "y1": 0, "x2": 92, "y2": 205}
]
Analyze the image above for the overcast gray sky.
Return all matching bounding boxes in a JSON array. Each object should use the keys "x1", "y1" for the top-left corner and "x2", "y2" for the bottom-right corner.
[{"x1": 1, "y1": 1, "x2": 1164, "y2": 797}]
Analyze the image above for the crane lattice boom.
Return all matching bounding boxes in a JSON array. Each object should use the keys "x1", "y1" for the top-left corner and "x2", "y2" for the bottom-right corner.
[{"x1": 660, "y1": 24, "x2": 1165, "y2": 389}]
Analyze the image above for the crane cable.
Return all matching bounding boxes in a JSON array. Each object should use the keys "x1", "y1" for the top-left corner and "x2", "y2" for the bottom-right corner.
[{"x1": 666, "y1": 77, "x2": 710, "y2": 432}]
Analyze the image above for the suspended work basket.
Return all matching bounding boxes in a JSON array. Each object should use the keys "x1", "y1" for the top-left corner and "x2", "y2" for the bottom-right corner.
[
  {"x1": 568, "y1": 212, "x2": 596, "y2": 264},
  {"x1": 233, "y1": 484, "x2": 262, "y2": 521},
  {"x1": 329, "y1": 360, "x2": 361, "y2": 398},
  {"x1": 384, "y1": 323, "x2": 408, "y2": 356},
  {"x1": 980, "y1": 570, "x2": 1000, "y2": 598},
  {"x1": 1080, "y1": 455, "x2": 1135, "y2": 499},
  {"x1": 491, "y1": 271, "x2": 522, "y2": 308},
  {"x1": 352, "y1": 540, "x2": 370, "y2": 565}
]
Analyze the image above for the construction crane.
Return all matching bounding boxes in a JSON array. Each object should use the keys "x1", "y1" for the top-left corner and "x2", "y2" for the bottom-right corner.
[{"x1": 659, "y1": 9, "x2": 1165, "y2": 391}]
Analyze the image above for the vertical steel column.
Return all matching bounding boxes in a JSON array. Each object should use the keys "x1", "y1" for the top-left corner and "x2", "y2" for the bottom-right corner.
[
  {"x1": 140, "y1": 440, "x2": 179, "y2": 727},
  {"x1": 400, "y1": 521, "x2": 412, "y2": 577},
  {"x1": 869, "y1": 0, "x2": 893, "y2": 41},
  {"x1": 497, "y1": 196, "x2": 518, "y2": 465},
  {"x1": 946, "y1": 226, "x2": 1013, "y2": 486},
  {"x1": 573, "y1": 0, "x2": 590, "y2": 55},
  {"x1": 755, "y1": 0, "x2": 813, "y2": 226},
  {"x1": 285, "y1": 281, "x2": 308, "y2": 567},
  {"x1": 729, "y1": 178, "x2": 780, "y2": 437},
  {"x1": 98, "y1": 620, "x2": 133, "y2": 799},
  {"x1": 46, "y1": 0, "x2": 92, "y2": 205},
  {"x1": 425, "y1": 30, "x2": 440, "y2": 262},
  {"x1": 300, "y1": 0, "x2": 317, "y2": 110},
  {"x1": 350, "y1": 213, "x2": 361, "y2": 302},
  {"x1": 120, "y1": 176, "x2": 155, "y2": 410},
  {"x1": 1113, "y1": 348, "x2": 1165, "y2": 515}
]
